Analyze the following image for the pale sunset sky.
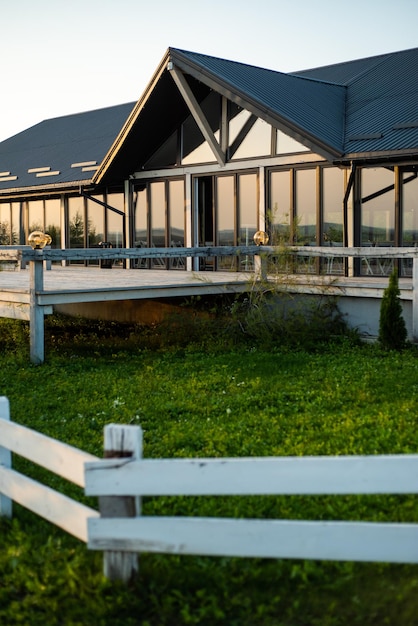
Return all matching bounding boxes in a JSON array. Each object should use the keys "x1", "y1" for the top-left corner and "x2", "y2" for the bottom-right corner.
[{"x1": 0, "y1": 0, "x2": 417, "y2": 141}]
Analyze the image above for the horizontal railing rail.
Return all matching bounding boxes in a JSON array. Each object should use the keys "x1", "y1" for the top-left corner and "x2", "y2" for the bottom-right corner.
[
  {"x1": 0, "y1": 397, "x2": 98, "y2": 542},
  {"x1": 84, "y1": 424, "x2": 418, "y2": 581},
  {"x1": 2, "y1": 244, "x2": 418, "y2": 263}
]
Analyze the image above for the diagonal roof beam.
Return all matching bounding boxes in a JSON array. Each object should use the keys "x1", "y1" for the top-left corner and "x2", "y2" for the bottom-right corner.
[{"x1": 168, "y1": 63, "x2": 225, "y2": 166}]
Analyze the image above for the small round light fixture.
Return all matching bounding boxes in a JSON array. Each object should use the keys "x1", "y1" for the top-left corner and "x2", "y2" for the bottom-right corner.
[
  {"x1": 28, "y1": 231, "x2": 52, "y2": 250},
  {"x1": 253, "y1": 230, "x2": 269, "y2": 246}
]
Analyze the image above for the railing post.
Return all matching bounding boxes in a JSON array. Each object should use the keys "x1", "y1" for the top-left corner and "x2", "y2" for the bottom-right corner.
[
  {"x1": 29, "y1": 250, "x2": 45, "y2": 364},
  {"x1": 0, "y1": 397, "x2": 12, "y2": 518},
  {"x1": 100, "y1": 423, "x2": 143, "y2": 582}
]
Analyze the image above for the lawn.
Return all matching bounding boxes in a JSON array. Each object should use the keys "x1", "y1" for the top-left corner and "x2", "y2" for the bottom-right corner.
[{"x1": 0, "y1": 316, "x2": 417, "y2": 625}]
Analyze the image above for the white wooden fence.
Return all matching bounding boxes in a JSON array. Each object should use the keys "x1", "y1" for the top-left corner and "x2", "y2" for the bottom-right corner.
[{"x1": 1, "y1": 396, "x2": 418, "y2": 584}]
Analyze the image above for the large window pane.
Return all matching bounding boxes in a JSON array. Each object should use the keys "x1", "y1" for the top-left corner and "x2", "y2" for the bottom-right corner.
[
  {"x1": 239, "y1": 173, "x2": 258, "y2": 271},
  {"x1": 86, "y1": 197, "x2": 104, "y2": 248},
  {"x1": 28, "y1": 200, "x2": 44, "y2": 232},
  {"x1": 0, "y1": 203, "x2": 12, "y2": 244},
  {"x1": 150, "y1": 182, "x2": 166, "y2": 268},
  {"x1": 323, "y1": 168, "x2": 345, "y2": 274},
  {"x1": 233, "y1": 119, "x2": 271, "y2": 160},
  {"x1": 269, "y1": 170, "x2": 292, "y2": 244},
  {"x1": 361, "y1": 167, "x2": 394, "y2": 276},
  {"x1": 107, "y1": 193, "x2": 124, "y2": 249},
  {"x1": 401, "y1": 170, "x2": 418, "y2": 276},
  {"x1": 295, "y1": 169, "x2": 316, "y2": 244},
  {"x1": 169, "y1": 179, "x2": 185, "y2": 270},
  {"x1": 68, "y1": 196, "x2": 85, "y2": 264},
  {"x1": 216, "y1": 175, "x2": 235, "y2": 270},
  {"x1": 45, "y1": 199, "x2": 61, "y2": 248}
]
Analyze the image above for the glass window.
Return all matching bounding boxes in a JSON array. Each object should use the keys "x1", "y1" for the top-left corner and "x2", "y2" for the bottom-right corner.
[
  {"x1": 68, "y1": 197, "x2": 85, "y2": 248},
  {"x1": 216, "y1": 175, "x2": 235, "y2": 270},
  {"x1": 45, "y1": 199, "x2": 61, "y2": 248},
  {"x1": 106, "y1": 193, "x2": 124, "y2": 248},
  {"x1": 401, "y1": 169, "x2": 418, "y2": 276},
  {"x1": 295, "y1": 169, "x2": 317, "y2": 245},
  {"x1": 229, "y1": 109, "x2": 252, "y2": 145},
  {"x1": 360, "y1": 167, "x2": 395, "y2": 276},
  {"x1": 86, "y1": 196, "x2": 104, "y2": 248},
  {"x1": 0, "y1": 203, "x2": 12, "y2": 244},
  {"x1": 233, "y1": 118, "x2": 272, "y2": 160},
  {"x1": 169, "y1": 180, "x2": 185, "y2": 269},
  {"x1": 401, "y1": 171, "x2": 418, "y2": 245},
  {"x1": 323, "y1": 168, "x2": 344, "y2": 244},
  {"x1": 269, "y1": 170, "x2": 292, "y2": 244},
  {"x1": 361, "y1": 168, "x2": 394, "y2": 245},
  {"x1": 135, "y1": 186, "x2": 148, "y2": 246},
  {"x1": 238, "y1": 173, "x2": 258, "y2": 271},
  {"x1": 169, "y1": 180, "x2": 185, "y2": 246},
  {"x1": 276, "y1": 130, "x2": 310, "y2": 154},
  {"x1": 11, "y1": 203, "x2": 21, "y2": 244},
  {"x1": 150, "y1": 181, "x2": 166, "y2": 268},
  {"x1": 28, "y1": 200, "x2": 44, "y2": 232}
]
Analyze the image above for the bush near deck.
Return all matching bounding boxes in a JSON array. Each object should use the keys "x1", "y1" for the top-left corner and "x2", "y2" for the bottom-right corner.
[{"x1": 0, "y1": 315, "x2": 417, "y2": 625}]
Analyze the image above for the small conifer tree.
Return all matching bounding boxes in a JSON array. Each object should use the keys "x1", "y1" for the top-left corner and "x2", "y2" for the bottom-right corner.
[{"x1": 378, "y1": 268, "x2": 408, "y2": 350}]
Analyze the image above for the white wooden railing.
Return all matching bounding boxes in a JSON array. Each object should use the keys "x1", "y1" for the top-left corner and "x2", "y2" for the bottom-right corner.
[
  {"x1": 0, "y1": 397, "x2": 98, "y2": 541},
  {"x1": 1, "y1": 398, "x2": 418, "y2": 584}
]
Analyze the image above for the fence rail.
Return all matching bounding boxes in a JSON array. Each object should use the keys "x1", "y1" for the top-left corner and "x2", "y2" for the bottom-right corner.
[
  {"x1": 1, "y1": 403, "x2": 418, "y2": 582},
  {"x1": 0, "y1": 397, "x2": 98, "y2": 542}
]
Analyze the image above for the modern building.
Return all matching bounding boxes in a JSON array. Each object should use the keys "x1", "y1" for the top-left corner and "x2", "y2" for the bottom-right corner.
[{"x1": 0, "y1": 46, "x2": 417, "y2": 278}]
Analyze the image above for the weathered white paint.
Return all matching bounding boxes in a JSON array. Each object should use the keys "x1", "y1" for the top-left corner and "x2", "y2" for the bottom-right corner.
[
  {"x1": 0, "y1": 397, "x2": 11, "y2": 517},
  {"x1": 87, "y1": 516, "x2": 418, "y2": 563},
  {"x1": 85, "y1": 454, "x2": 418, "y2": 497},
  {"x1": 0, "y1": 417, "x2": 97, "y2": 487},
  {"x1": 101, "y1": 424, "x2": 143, "y2": 582},
  {"x1": 0, "y1": 465, "x2": 98, "y2": 542}
]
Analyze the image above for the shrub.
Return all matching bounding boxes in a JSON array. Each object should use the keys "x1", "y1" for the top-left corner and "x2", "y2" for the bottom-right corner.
[{"x1": 378, "y1": 269, "x2": 408, "y2": 351}]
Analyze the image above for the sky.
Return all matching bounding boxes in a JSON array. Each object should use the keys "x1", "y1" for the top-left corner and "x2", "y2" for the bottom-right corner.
[{"x1": 0, "y1": 0, "x2": 417, "y2": 142}]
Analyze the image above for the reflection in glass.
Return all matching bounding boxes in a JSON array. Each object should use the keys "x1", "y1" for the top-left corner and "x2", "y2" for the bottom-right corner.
[
  {"x1": 68, "y1": 197, "x2": 85, "y2": 264},
  {"x1": 216, "y1": 176, "x2": 235, "y2": 270},
  {"x1": 295, "y1": 169, "x2": 316, "y2": 244},
  {"x1": 0, "y1": 203, "x2": 12, "y2": 244},
  {"x1": 239, "y1": 173, "x2": 258, "y2": 271},
  {"x1": 269, "y1": 170, "x2": 292, "y2": 244},
  {"x1": 323, "y1": 168, "x2": 345, "y2": 275},
  {"x1": 233, "y1": 118, "x2": 272, "y2": 160},
  {"x1": 45, "y1": 199, "x2": 61, "y2": 250},
  {"x1": 276, "y1": 130, "x2": 309, "y2": 154},
  {"x1": 361, "y1": 167, "x2": 394, "y2": 276},
  {"x1": 169, "y1": 180, "x2": 185, "y2": 269},
  {"x1": 150, "y1": 182, "x2": 166, "y2": 268},
  {"x1": 28, "y1": 200, "x2": 44, "y2": 233},
  {"x1": 401, "y1": 170, "x2": 418, "y2": 276},
  {"x1": 107, "y1": 193, "x2": 124, "y2": 249}
]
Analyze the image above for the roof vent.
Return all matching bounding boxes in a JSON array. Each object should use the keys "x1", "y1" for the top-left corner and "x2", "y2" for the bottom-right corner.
[
  {"x1": 0, "y1": 171, "x2": 17, "y2": 182},
  {"x1": 71, "y1": 161, "x2": 98, "y2": 168},
  {"x1": 347, "y1": 133, "x2": 383, "y2": 141},
  {"x1": 393, "y1": 121, "x2": 418, "y2": 130}
]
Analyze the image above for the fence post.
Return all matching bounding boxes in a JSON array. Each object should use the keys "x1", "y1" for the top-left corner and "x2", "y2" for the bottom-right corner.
[
  {"x1": 29, "y1": 251, "x2": 45, "y2": 365},
  {"x1": 0, "y1": 397, "x2": 12, "y2": 518},
  {"x1": 100, "y1": 423, "x2": 143, "y2": 582}
]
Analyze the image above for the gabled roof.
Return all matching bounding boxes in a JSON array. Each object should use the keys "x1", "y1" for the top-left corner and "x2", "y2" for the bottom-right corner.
[
  {"x1": 0, "y1": 102, "x2": 134, "y2": 195},
  {"x1": 294, "y1": 47, "x2": 418, "y2": 156},
  {"x1": 0, "y1": 46, "x2": 417, "y2": 196}
]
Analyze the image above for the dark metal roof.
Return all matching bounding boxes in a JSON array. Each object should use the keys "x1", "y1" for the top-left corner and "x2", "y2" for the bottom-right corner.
[
  {"x1": 169, "y1": 48, "x2": 346, "y2": 157},
  {"x1": 1, "y1": 46, "x2": 418, "y2": 196},
  {"x1": 0, "y1": 102, "x2": 134, "y2": 195},
  {"x1": 294, "y1": 47, "x2": 418, "y2": 157}
]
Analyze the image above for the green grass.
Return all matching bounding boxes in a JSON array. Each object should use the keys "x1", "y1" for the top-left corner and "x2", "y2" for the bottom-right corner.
[{"x1": 0, "y1": 316, "x2": 418, "y2": 625}]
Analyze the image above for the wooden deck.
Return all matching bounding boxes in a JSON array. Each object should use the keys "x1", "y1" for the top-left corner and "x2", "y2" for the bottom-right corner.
[{"x1": 0, "y1": 266, "x2": 253, "y2": 310}]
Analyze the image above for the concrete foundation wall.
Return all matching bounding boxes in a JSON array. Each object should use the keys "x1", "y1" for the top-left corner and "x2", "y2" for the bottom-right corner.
[{"x1": 54, "y1": 290, "x2": 413, "y2": 343}]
